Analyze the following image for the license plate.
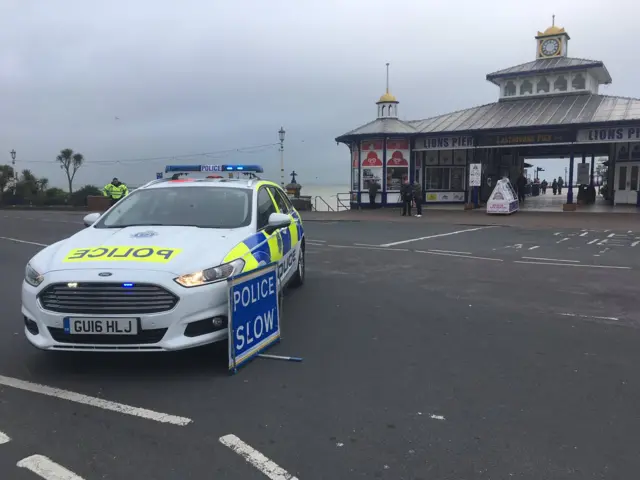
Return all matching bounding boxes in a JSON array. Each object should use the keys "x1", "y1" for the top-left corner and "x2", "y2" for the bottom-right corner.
[{"x1": 63, "y1": 318, "x2": 138, "y2": 335}]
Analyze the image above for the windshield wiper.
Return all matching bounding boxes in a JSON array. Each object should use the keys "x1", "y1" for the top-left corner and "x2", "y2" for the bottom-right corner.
[{"x1": 100, "y1": 223, "x2": 165, "y2": 229}]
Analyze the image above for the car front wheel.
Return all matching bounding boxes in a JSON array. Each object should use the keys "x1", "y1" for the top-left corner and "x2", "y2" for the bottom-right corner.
[{"x1": 289, "y1": 242, "x2": 305, "y2": 288}]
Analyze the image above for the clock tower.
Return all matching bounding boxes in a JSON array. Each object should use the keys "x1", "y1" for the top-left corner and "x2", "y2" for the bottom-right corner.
[{"x1": 535, "y1": 15, "x2": 569, "y2": 59}]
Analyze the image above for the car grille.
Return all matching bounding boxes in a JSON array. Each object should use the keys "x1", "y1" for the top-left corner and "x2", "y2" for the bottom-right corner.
[
  {"x1": 38, "y1": 283, "x2": 179, "y2": 315},
  {"x1": 47, "y1": 326, "x2": 167, "y2": 345}
]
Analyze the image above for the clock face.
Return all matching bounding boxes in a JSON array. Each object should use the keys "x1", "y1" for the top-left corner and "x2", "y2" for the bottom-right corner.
[{"x1": 541, "y1": 38, "x2": 560, "y2": 56}]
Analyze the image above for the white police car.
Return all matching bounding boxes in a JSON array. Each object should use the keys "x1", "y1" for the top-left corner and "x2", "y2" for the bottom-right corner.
[{"x1": 21, "y1": 164, "x2": 305, "y2": 352}]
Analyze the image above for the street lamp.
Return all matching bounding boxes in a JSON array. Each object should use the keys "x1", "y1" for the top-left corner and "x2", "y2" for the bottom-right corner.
[
  {"x1": 278, "y1": 127, "x2": 286, "y2": 187},
  {"x1": 10, "y1": 149, "x2": 16, "y2": 166}
]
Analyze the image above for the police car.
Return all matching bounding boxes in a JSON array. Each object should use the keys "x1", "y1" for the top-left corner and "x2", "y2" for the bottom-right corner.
[{"x1": 21, "y1": 164, "x2": 305, "y2": 352}]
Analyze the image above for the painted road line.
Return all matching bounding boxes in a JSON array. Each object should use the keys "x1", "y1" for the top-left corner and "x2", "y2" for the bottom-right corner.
[
  {"x1": 328, "y1": 244, "x2": 410, "y2": 252},
  {"x1": 0, "y1": 236, "x2": 48, "y2": 247},
  {"x1": 379, "y1": 226, "x2": 495, "y2": 247},
  {"x1": 557, "y1": 237, "x2": 569, "y2": 243},
  {"x1": 0, "y1": 431, "x2": 10, "y2": 444},
  {"x1": 579, "y1": 232, "x2": 588, "y2": 237},
  {"x1": 353, "y1": 243, "x2": 389, "y2": 247},
  {"x1": 528, "y1": 245, "x2": 540, "y2": 250},
  {"x1": 514, "y1": 261, "x2": 630, "y2": 270},
  {"x1": 308, "y1": 239, "x2": 326, "y2": 243},
  {"x1": 428, "y1": 249, "x2": 471, "y2": 255},
  {"x1": 17, "y1": 454, "x2": 84, "y2": 480},
  {"x1": 417, "y1": 250, "x2": 503, "y2": 262},
  {"x1": 522, "y1": 257, "x2": 580, "y2": 263},
  {"x1": 608, "y1": 233, "x2": 616, "y2": 238},
  {"x1": 554, "y1": 232, "x2": 561, "y2": 236},
  {"x1": 0, "y1": 375, "x2": 192, "y2": 426},
  {"x1": 559, "y1": 313, "x2": 619, "y2": 322},
  {"x1": 587, "y1": 238, "x2": 599, "y2": 245},
  {"x1": 632, "y1": 241, "x2": 639, "y2": 247},
  {"x1": 306, "y1": 242, "x2": 326, "y2": 246},
  {"x1": 220, "y1": 434, "x2": 299, "y2": 480}
]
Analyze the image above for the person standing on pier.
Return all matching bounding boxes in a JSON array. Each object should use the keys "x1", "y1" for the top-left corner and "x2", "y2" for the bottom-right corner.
[
  {"x1": 368, "y1": 180, "x2": 380, "y2": 209},
  {"x1": 412, "y1": 180, "x2": 423, "y2": 218},
  {"x1": 401, "y1": 178, "x2": 413, "y2": 216}
]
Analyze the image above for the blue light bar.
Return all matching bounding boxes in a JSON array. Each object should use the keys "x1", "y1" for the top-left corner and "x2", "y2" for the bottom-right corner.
[
  {"x1": 222, "y1": 164, "x2": 264, "y2": 173},
  {"x1": 164, "y1": 164, "x2": 263, "y2": 174},
  {"x1": 164, "y1": 165, "x2": 206, "y2": 173}
]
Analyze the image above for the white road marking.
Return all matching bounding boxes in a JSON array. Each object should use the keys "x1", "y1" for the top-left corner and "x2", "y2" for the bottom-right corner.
[
  {"x1": 528, "y1": 245, "x2": 540, "y2": 250},
  {"x1": 353, "y1": 243, "x2": 387, "y2": 247},
  {"x1": 379, "y1": 226, "x2": 494, "y2": 247},
  {"x1": 0, "y1": 431, "x2": 10, "y2": 444},
  {"x1": 632, "y1": 241, "x2": 639, "y2": 247},
  {"x1": 522, "y1": 257, "x2": 580, "y2": 263},
  {"x1": 587, "y1": 238, "x2": 599, "y2": 245},
  {"x1": 428, "y1": 249, "x2": 471, "y2": 255},
  {"x1": 579, "y1": 232, "x2": 588, "y2": 237},
  {"x1": 0, "y1": 236, "x2": 48, "y2": 247},
  {"x1": 17, "y1": 454, "x2": 84, "y2": 480},
  {"x1": 597, "y1": 239, "x2": 608, "y2": 245},
  {"x1": 308, "y1": 239, "x2": 326, "y2": 243},
  {"x1": 429, "y1": 414, "x2": 446, "y2": 421},
  {"x1": 554, "y1": 232, "x2": 561, "y2": 236},
  {"x1": 306, "y1": 242, "x2": 325, "y2": 246},
  {"x1": 0, "y1": 375, "x2": 192, "y2": 426},
  {"x1": 559, "y1": 313, "x2": 619, "y2": 321},
  {"x1": 220, "y1": 434, "x2": 299, "y2": 480},
  {"x1": 514, "y1": 261, "x2": 630, "y2": 270},
  {"x1": 557, "y1": 237, "x2": 569, "y2": 243},
  {"x1": 328, "y1": 244, "x2": 409, "y2": 252},
  {"x1": 416, "y1": 250, "x2": 503, "y2": 262},
  {"x1": 608, "y1": 233, "x2": 616, "y2": 238}
]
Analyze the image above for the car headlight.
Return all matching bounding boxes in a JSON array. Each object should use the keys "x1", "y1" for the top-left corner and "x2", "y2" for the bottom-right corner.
[
  {"x1": 174, "y1": 258, "x2": 245, "y2": 287},
  {"x1": 25, "y1": 263, "x2": 44, "y2": 287}
]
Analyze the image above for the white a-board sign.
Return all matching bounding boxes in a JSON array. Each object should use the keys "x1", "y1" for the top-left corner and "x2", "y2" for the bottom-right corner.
[{"x1": 486, "y1": 178, "x2": 519, "y2": 215}]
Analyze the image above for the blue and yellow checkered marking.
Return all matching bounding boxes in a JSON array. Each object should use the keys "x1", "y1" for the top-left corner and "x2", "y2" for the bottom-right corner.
[{"x1": 222, "y1": 184, "x2": 304, "y2": 274}]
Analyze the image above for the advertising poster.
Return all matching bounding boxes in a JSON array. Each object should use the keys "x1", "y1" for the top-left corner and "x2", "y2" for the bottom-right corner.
[
  {"x1": 351, "y1": 146, "x2": 359, "y2": 191},
  {"x1": 361, "y1": 139, "x2": 383, "y2": 191},
  {"x1": 386, "y1": 139, "x2": 410, "y2": 191}
]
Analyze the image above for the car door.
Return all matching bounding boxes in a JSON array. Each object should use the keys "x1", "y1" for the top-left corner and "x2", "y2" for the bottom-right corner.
[
  {"x1": 267, "y1": 186, "x2": 301, "y2": 282},
  {"x1": 255, "y1": 186, "x2": 284, "y2": 267}
]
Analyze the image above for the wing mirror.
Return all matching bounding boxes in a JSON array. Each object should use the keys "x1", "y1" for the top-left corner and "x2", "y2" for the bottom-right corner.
[
  {"x1": 265, "y1": 213, "x2": 291, "y2": 234},
  {"x1": 83, "y1": 212, "x2": 101, "y2": 227}
]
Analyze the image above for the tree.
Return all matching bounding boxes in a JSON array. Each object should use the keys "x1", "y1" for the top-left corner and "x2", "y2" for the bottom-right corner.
[
  {"x1": 0, "y1": 165, "x2": 14, "y2": 193},
  {"x1": 55, "y1": 148, "x2": 84, "y2": 194},
  {"x1": 37, "y1": 178, "x2": 49, "y2": 193}
]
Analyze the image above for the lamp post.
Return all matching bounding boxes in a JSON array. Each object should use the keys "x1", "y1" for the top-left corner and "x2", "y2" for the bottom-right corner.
[
  {"x1": 278, "y1": 127, "x2": 286, "y2": 187},
  {"x1": 10, "y1": 149, "x2": 16, "y2": 166}
]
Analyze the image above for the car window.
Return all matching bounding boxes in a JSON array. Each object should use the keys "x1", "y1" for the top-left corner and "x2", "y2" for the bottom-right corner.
[
  {"x1": 257, "y1": 188, "x2": 277, "y2": 230},
  {"x1": 94, "y1": 186, "x2": 252, "y2": 229},
  {"x1": 268, "y1": 187, "x2": 290, "y2": 214}
]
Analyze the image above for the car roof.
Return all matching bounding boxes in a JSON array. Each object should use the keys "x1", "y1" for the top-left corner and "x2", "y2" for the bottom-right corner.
[{"x1": 138, "y1": 178, "x2": 283, "y2": 191}]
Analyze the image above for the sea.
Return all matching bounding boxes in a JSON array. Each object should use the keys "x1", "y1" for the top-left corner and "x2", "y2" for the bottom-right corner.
[{"x1": 298, "y1": 184, "x2": 351, "y2": 211}]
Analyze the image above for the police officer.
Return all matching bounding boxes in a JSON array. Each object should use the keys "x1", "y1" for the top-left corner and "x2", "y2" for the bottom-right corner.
[{"x1": 103, "y1": 177, "x2": 129, "y2": 205}]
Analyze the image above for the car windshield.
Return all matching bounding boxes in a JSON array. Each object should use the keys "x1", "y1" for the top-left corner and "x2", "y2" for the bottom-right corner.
[{"x1": 94, "y1": 186, "x2": 252, "y2": 229}]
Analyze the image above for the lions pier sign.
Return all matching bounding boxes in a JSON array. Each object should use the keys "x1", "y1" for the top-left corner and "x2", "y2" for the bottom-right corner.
[
  {"x1": 228, "y1": 264, "x2": 281, "y2": 373},
  {"x1": 577, "y1": 126, "x2": 640, "y2": 143}
]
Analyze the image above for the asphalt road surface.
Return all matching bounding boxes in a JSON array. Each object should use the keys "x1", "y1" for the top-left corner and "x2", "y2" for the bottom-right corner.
[{"x1": 1, "y1": 210, "x2": 640, "y2": 479}]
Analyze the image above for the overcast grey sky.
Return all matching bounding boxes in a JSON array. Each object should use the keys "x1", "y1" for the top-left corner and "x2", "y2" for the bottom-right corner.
[{"x1": 0, "y1": 0, "x2": 637, "y2": 189}]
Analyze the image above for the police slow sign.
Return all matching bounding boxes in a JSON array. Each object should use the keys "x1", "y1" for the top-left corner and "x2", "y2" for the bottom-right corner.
[{"x1": 228, "y1": 264, "x2": 280, "y2": 372}]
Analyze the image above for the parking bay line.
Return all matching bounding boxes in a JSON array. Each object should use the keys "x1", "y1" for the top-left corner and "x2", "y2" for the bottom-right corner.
[
  {"x1": 514, "y1": 261, "x2": 631, "y2": 270},
  {"x1": 522, "y1": 257, "x2": 580, "y2": 263},
  {"x1": 220, "y1": 434, "x2": 299, "y2": 480},
  {"x1": 417, "y1": 250, "x2": 503, "y2": 262},
  {"x1": 17, "y1": 454, "x2": 84, "y2": 480},
  {"x1": 379, "y1": 226, "x2": 495, "y2": 247},
  {"x1": 0, "y1": 375, "x2": 192, "y2": 426},
  {"x1": 0, "y1": 236, "x2": 48, "y2": 247}
]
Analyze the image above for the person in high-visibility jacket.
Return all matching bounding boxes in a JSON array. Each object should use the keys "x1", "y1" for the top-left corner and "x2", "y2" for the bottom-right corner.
[{"x1": 103, "y1": 177, "x2": 129, "y2": 205}]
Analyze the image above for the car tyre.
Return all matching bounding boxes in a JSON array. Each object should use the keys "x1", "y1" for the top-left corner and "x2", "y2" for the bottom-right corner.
[{"x1": 289, "y1": 241, "x2": 305, "y2": 288}]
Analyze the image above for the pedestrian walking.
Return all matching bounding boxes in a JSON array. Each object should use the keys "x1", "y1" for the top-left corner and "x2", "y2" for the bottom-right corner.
[
  {"x1": 516, "y1": 172, "x2": 527, "y2": 204},
  {"x1": 557, "y1": 176, "x2": 564, "y2": 195},
  {"x1": 552, "y1": 179, "x2": 558, "y2": 195}
]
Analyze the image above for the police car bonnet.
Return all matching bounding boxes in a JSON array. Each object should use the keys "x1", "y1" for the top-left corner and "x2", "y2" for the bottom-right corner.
[{"x1": 43, "y1": 225, "x2": 255, "y2": 273}]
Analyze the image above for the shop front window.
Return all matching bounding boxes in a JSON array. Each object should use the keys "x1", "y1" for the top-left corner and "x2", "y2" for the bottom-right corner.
[
  {"x1": 362, "y1": 167, "x2": 383, "y2": 191},
  {"x1": 387, "y1": 167, "x2": 409, "y2": 191},
  {"x1": 426, "y1": 167, "x2": 451, "y2": 190},
  {"x1": 451, "y1": 167, "x2": 465, "y2": 191}
]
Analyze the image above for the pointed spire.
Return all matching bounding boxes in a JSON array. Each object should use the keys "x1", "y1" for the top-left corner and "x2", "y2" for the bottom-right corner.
[
  {"x1": 552, "y1": 14, "x2": 555, "y2": 26},
  {"x1": 386, "y1": 62, "x2": 390, "y2": 93}
]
